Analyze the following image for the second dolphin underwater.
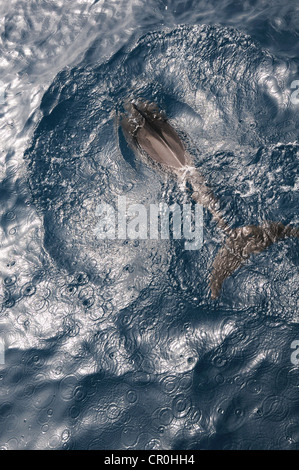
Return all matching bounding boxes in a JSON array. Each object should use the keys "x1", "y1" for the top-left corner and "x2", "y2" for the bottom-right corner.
[{"x1": 120, "y1": 100, "x2": 299, "y2": 299}]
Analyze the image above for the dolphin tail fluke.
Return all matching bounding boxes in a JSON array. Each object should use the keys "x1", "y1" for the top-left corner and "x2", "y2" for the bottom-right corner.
[{"x1": 209, "y1": 222, "x2": 299, "y2": 299}]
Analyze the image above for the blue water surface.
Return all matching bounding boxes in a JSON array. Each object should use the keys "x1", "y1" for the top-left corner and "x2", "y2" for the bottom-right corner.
[{"x1": 0, "y1": 0, "x2": 298, "y2": 450}]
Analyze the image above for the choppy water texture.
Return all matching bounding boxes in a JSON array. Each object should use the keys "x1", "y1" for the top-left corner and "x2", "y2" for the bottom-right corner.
[{"x1": 0, "y1": 0, "x2": 299, "y2": 450}]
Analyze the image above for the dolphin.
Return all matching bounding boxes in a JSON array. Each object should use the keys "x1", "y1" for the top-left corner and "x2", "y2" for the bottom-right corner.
[{"x1": 120, "y1": 99, "x2": 299, "y2": 298}]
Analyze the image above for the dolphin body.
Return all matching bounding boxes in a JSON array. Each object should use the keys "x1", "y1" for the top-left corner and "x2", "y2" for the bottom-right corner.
[{"x1": 120, "y1": 100, "x2": 299, "y2": 298}]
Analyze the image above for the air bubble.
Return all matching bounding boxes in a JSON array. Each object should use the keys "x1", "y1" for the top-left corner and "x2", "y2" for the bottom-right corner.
[{"x1": 22, "y1": 283, "x2": 36, "y2": 297}]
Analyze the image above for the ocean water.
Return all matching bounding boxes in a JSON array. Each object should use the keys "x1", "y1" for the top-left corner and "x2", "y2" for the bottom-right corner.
[{"x1": 0, "y1": 0, "x2": 298, "y2": 450}]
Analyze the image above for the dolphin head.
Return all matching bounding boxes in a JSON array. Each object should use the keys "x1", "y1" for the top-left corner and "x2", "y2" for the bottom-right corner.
[{"x1": 120, "y1": 100, "x2": 186, "y2": 171}]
